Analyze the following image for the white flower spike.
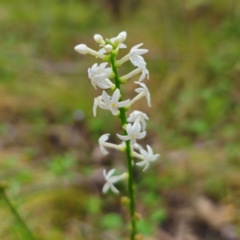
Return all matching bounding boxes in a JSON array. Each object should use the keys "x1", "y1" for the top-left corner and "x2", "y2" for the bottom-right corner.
[
  {"x1": 130, "y1": 82, "x2": 151, "y2": 107},
  {"x1": 75, "y1": 32, "x2": 161, "y2": 215},
  {"x1": 117, "y1": 122, "x2": 146, "y2": 145},
  {"x1": 134, "y1": 145, "x2": 160, "y2": 171},
  {"x1": 101, "y1": 89, "x2": 130, "y2": 115},
  {"x1": 102, "y1": 169, "x2": 128, "y2": 194},
  {"x1": 127, "y1": 110, "x2": 149, "y2": 130},
  {"x1": 99, "y1": 133, "x2": 125, "y2": 155},
  {"x1": 88, "y1": 63, "x2": 114, "y2": 90}
]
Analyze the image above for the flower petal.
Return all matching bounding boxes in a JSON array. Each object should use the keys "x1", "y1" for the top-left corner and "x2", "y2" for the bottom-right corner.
[
  {"x1": 102, "y1": 182, "x2": 110, "y2": 193},
  {"x1": 116, "y1": 134, "x2": 130, "y2": 141},
  {"x1": 117, "y1": 99, "x2": 130, "y2": 108},
  {"x1": 112, "y1": 89, "x2": 120, "y2": 103},
  {"x1": 110, "y1": 184, "x2": 119, "y2": 194},
  {"x1": 99, "y1": 133, "x2": 110, "y2": 143},
  {"x1": 146, "y1": 145, "x2": 153, "y2": 155},
  {"x1": 102, "y1": 91, "x2": 111, "y2": 104},
  {"x1": 138, "y1": 131, "x2": 147, "y2": 139},
  {"x1": 110, "y1": 107, "x2": 119, "y2": 116},
  {"x1": 133, "y1": 122, "x2": 141, "y2": 134},
  {"x1": 126, "y1": 123, "x2": 133, "y2": 135},
  {"x1": 107, "y1": 169, "x2": 116, "y2": 178}
]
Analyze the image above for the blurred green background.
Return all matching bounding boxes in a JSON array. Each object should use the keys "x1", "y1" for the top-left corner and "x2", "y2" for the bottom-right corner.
[{"x1": 0, "y1": 0, "x2": 240, "y2": 239}]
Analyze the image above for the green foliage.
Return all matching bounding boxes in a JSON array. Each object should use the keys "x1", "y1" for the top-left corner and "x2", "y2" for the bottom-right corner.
[
  {"x1": 86, "y1": 196, "x2": 102, "y2": 215},
  {"x1": 101, "y1": 213, "x2": 123, "y2": 229},
  {"x1": 138, "y1": 219, "x2": 154, "y2": 235},
  {"x1": 150, "y1": 209, "x2": 167, "y2": 223},
  {"x1": 203, "y1": 177, "x2": 227, "y2": 200},
  {"x1": 47, "y1": 154, "x2": 75, "y2": 177}
]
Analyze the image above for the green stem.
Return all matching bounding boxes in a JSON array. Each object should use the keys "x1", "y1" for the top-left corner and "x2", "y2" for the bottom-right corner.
[
  {"x1": 0, "y1": 188, "x2": 37, "y2": 240},
  {"x1": 110, "y1": 54, "x2": 136, "y2": 239}
]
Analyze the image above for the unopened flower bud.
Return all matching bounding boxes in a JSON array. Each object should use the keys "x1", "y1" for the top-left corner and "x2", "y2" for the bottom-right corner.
[
  {"x1": 105, "y1": 44, "x2": 113, "y2": 52},
  {"x1": 134, "y1": 234, "x2": 143, "y2": 240},
  {"x1": 118, "y1": 31, "x2": 127, "y2": 42},
  {"x1": 94, "y1": 34, "x2": 105, "y2": 46},
  {"x1": 74, "y1": 44, "x2": 88, "y2": 54},
  {"x1": 75, "y1": 44, "x2": 106, "y2": 59},
  {"x1": 134, "y1": 212, "x2": 142, "y2": 221},
  {"x1": 120, "y1": 196, "x2": 130, "y2": 206},
  {"x1": 114, "y1": 31, "x2": 127, "y2": 44}
]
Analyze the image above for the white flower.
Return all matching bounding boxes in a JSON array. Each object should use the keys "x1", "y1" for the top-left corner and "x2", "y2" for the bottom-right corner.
[
  {"x1": 74, "y1": 44, "x2": 105, "y2": 59},
  {"x1": 101, "y1": 89, "x2": 130, "y2": 115},
  {"x1": 102, "y1": 169, "x2": 128, "y2": 194},
  {"x1": 99, "y1": 133, "x2": 110, "y2": 155},
  {"x1": 139, "y1": 67, "x2": 149, "y2": 82},
  {"x1": 116, "y1": 44, "x2": 149, "y2": 81},
  {"x1": 116, "y1": 43, "x2": 149, "y2": 82},
  {"x1": 117, "y1": 122, "x2": 146, "y2": 145},
  {"x1": 135, "y1": 145, "x2": 160, "y2": 171},
  {"x1": 129, "y1": 43, "x2": 148, "y2": 68},
  {"x1": 127, "y1": 110, "x2": 149, "y2": 130},
  {"x1": 88, "y1": 63, "x2": 114, "y2": 89},
  {"x1": 99, "y1": 133, "x2": 125, "y2": 155},
  {"x1": 129, "y1": 82, "x2": 151, "y2": 107}
]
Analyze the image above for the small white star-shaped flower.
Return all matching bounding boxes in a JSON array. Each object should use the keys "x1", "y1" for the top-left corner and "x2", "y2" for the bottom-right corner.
[
  {"x1": 116, "y1": 43, "x2": 149, "y2": 82},
  {"x1": 129, "y1": 82, "x2": 151, "y2": 107},
  {"x1": 129, "y1": 43, "x2": 149, "y2": 81},
  {"x1": 88, "y1": 63, "x2": 114, "y2": 90},
  {"x1": 98, "y1": 133, "x2": 125, "y2": 155},
  {"x1": 117, "y1": 122, "x2": 146, "y2": 145},
  {"x1": 127, "y1": 110, "x2": 149, "y2": 130},
  {"x1": 129, "y1": 43, "x2": 148, "y2": 67},
  {"x1": 101, "y1": 89, "x2": 130, "y2": 115},
  {"x1": 99, "y1": 133, "x2": 110, "y2": 155},
  {"x1": 135, "y1": 145, "x2": 160, "y2": 171},
  {"x1": 102, "y1": 169, "x2": 127, "y2": 194},
  {"x1": 135, "y1": 82, "x2": 151, "y2": 107}
]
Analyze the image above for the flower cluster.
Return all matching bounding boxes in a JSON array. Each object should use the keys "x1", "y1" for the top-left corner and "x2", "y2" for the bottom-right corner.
[{"x1": 75, "y1": 31, "x2": 160, "y2": 194}]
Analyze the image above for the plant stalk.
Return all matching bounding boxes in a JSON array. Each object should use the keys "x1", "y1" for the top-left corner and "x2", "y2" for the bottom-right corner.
[
  {"x1": 110, "y1": 54, "x2": 136, "y2": 240},
  {"x1": 0, "y1": 188, "x2": 37, "y2": 240}
]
